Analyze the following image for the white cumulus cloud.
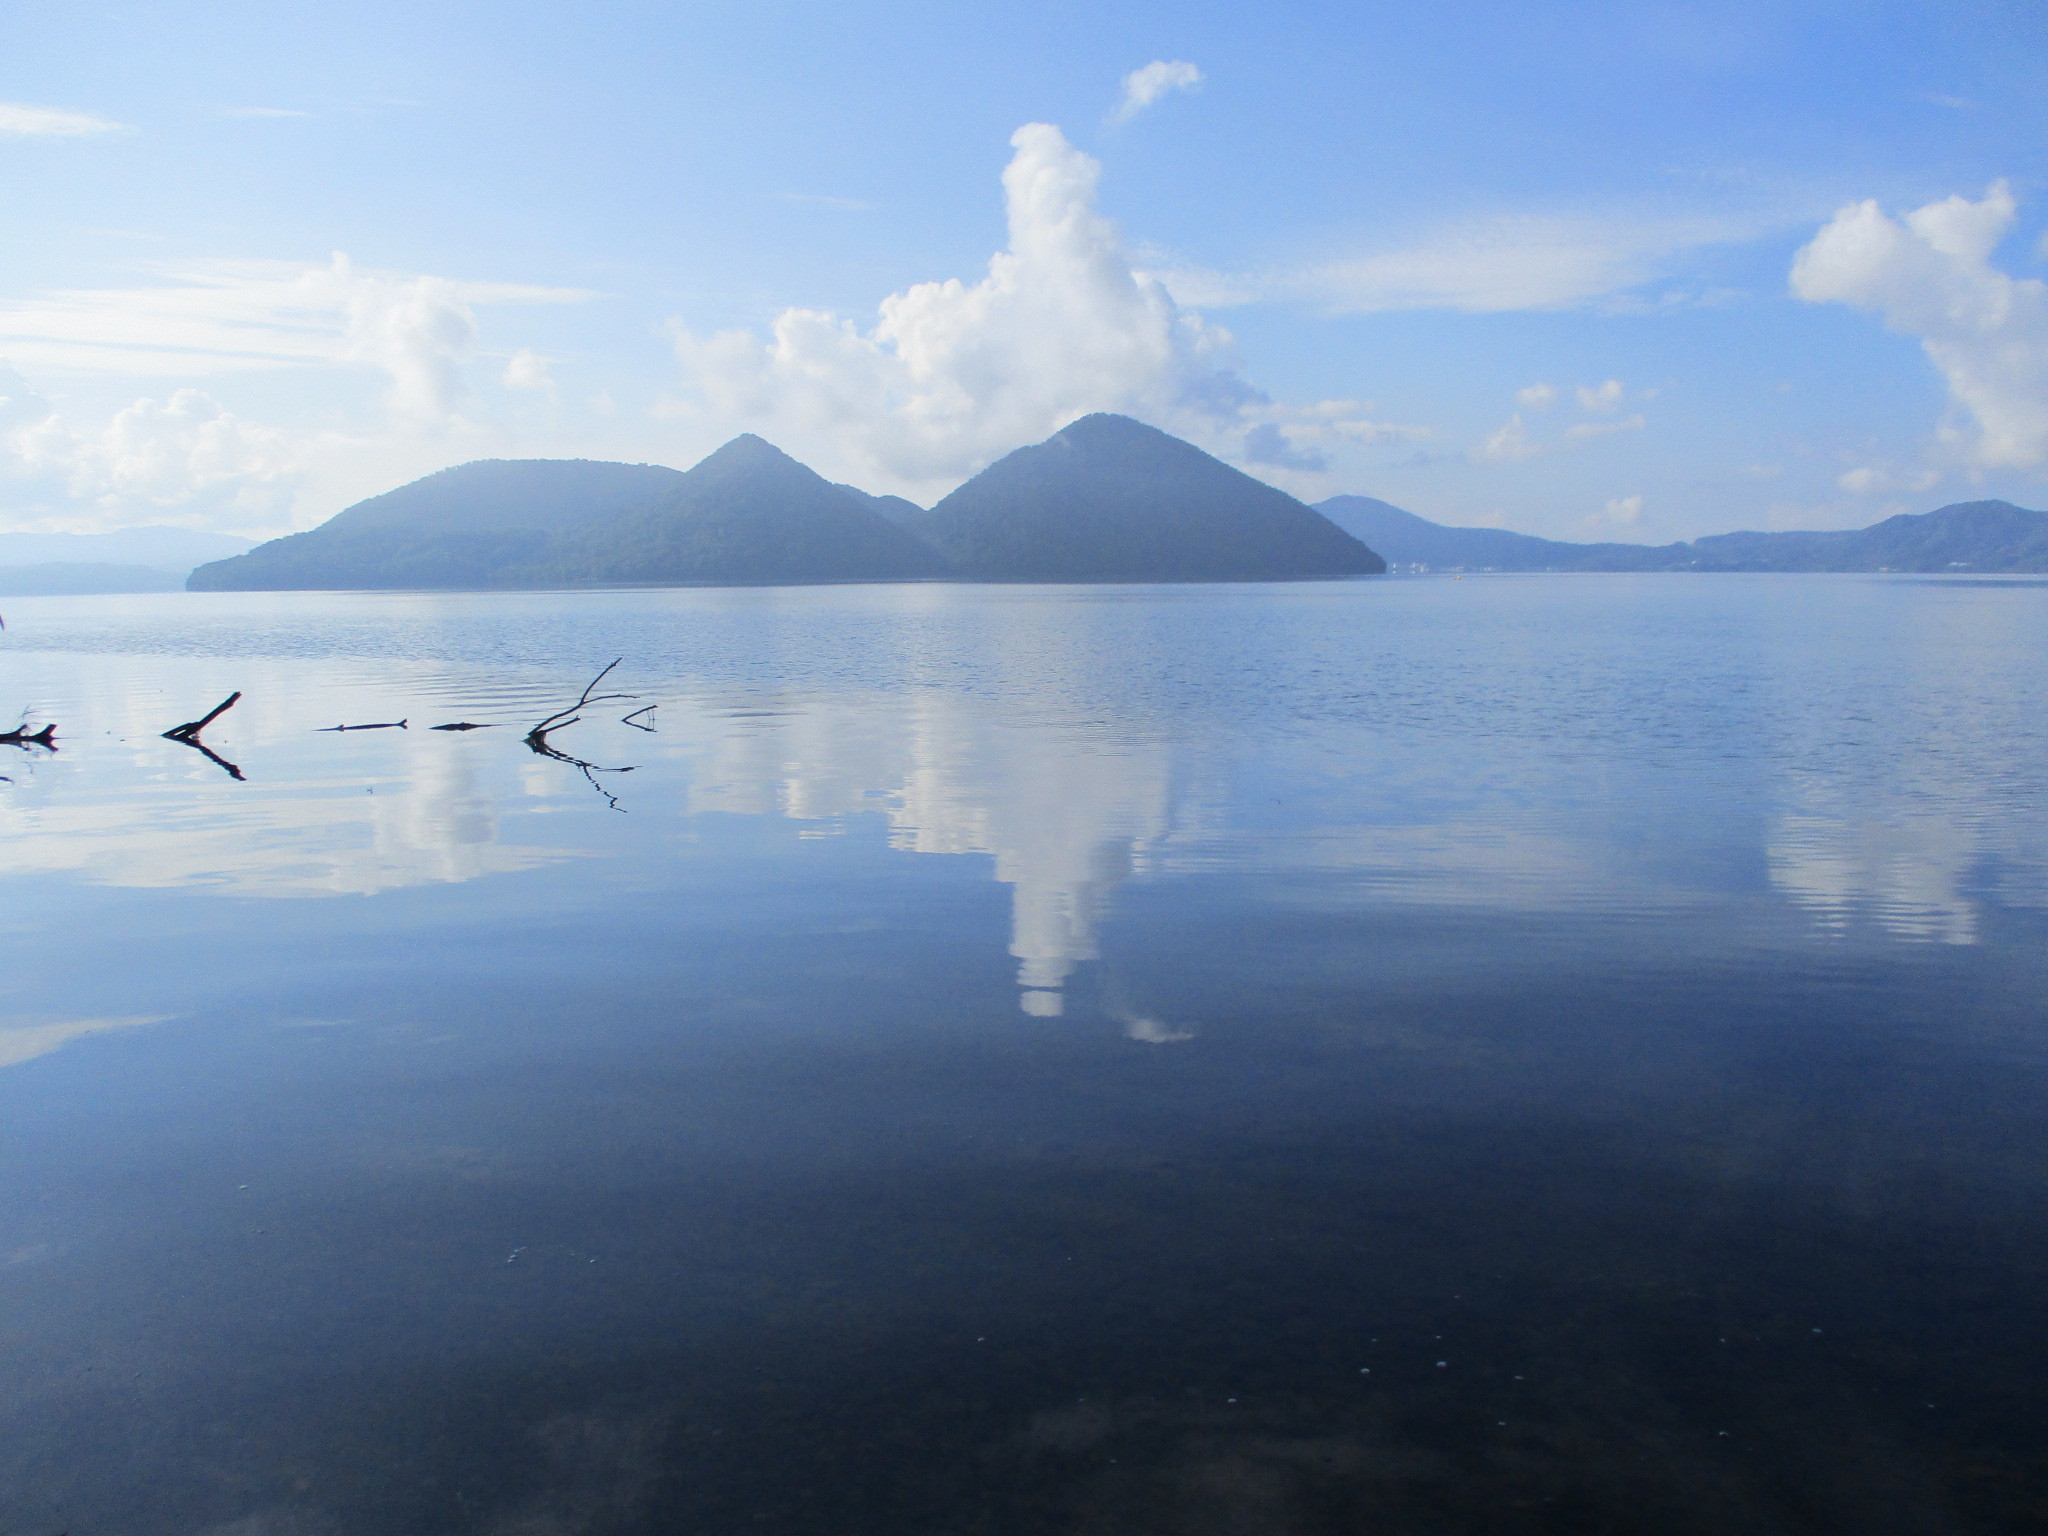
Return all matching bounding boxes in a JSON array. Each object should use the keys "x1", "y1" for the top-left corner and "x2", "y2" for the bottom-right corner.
[
  {"x1": 1791, "y1": 180, "x2": 2048, "y2": 469},
  {"x1": 0, "y1": 103, "x2": 121, "y2": 137},
  {"x1": 1113, "y1": 61, "x2": 1203, "y2": 123},
  {"x1": 666, "y1": 122, "x2": 1380, "y2": 493},
  {"x1": 1516, "y1": 383, "x2": 1557, "y2": 410},
  {"x1": 1, "y1": 365, "x2": 303, "y2": 529},
  {"x1": 1577, "y1": 379, "x2": 1624, "y2": 412},
  {"x1": 329, "y1": 260, "x2": 481, "y2": 420},
  {"x1": 1599, "y1": 493, "x2": 1644, "y2": 526}
]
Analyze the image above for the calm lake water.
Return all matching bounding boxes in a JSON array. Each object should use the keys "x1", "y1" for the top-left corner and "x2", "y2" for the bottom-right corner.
[{"x1": 4, "y1": 574, "x2": 2048, "y2": 1534}]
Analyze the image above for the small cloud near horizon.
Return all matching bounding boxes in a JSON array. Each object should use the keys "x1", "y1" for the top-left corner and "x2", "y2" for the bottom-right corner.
[
  {"x1": 504, "y1": 349, "x2": 555, "y2": 392},
  {"x1": 1112, "y1": 61, "x2": 1202, "y2": 123},
  {"x1": 219, "y1": 106, "x2": 311, "y2": 119}
]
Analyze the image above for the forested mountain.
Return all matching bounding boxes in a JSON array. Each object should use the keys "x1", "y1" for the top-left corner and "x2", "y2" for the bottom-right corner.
[
  {"x1": 187, "y1": 460, "x2": 689, "y2": 590},
  {"x1": 546, "y1": 435, "x2": 948, "y2": 585},
  {"x1": 187, "y1": 448, "x2": 941, "y2": 589},
  {"x1": 834, "y1": 484, "x2": 925, "y2": 526},
  {"x1": 909, "y1": 414, "x2": 1384, "y2": 581}
]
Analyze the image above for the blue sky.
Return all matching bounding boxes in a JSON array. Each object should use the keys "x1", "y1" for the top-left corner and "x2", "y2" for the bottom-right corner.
[{"x1": 3, "y1": 0, "x2": 2045, "y2": 541}]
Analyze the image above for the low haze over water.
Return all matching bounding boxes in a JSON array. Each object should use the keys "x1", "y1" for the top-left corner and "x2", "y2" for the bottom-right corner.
[{"x1": 5, "y1": 574, "x2": 2048, "y2": 1533}]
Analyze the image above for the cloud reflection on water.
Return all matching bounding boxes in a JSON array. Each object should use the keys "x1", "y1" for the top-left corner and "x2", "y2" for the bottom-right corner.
[
  {"x1": 685, "y1": 689, "x2": 1178, "y2": 1014},
  {"x1": 0, "y1": 1016, "x2": 166, "y2": 1070},
  {"x1": 3, "y1": 580, "x2": 2045, "y2": 1009}
]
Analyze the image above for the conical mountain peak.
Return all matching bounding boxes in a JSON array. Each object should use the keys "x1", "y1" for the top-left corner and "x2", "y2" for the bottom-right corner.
[
  {"x1": 1049, "y1": 412, "x2": 1174, "y2": 443},
  {"x1": 909, "y1": 418, "x2": 1384, "y2": 581},
  {"x1": 686, "y1": 433, "x2": 814, "y2": 478}
]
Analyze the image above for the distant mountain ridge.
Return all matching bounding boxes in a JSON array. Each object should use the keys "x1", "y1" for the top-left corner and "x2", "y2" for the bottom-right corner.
[
  {"x1": 0, "y1": 526, "x2": 254, "y2": 575},
  {"x1": 0, "y1": 562, "x2": 189, "y2": 596},
  {"x1": 154, "y1": 447, "x2": 2048, "y2": 595},
  {"x1": 1317, "y1": 495, "x2": 2048, "y2": 574}
]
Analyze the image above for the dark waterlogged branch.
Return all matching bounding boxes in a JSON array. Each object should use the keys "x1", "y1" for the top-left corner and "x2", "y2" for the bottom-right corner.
[
  {"x1": 162, "y1": 691, "x2": 246, "y2": 781},
  {"x1": 525, "y1": 659, "x2": 641, "y2": 812},
  {"x1": 164, "y1": 692, "x2": 241, "y2": 741},
  {"x1": 1, "y1": 718, "x2": 57, "y2": 785},
  {"x1": 620, "y1": 704, "x2": 657, "y2": 732},
  {"x1": 431, "y1": 722, "x2": 497, "y2": 732},
  {"x1": 315, "y1": 719, "x2": 408, "y2": 732}
]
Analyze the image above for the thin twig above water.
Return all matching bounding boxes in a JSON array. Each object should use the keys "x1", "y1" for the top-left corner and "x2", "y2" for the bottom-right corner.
[{"x1": 525, "y1": 659, "x2": 641, "y2": 812}]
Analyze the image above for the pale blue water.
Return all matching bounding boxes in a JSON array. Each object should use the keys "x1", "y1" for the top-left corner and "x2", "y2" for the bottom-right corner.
[{"x1": 3, "y1": 575, "x2": 2047, "y2": 1533}]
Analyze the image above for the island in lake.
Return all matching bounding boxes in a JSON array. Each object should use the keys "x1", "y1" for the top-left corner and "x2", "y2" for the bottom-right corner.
[
  {"x1": 188, "y1": 415, "x2": 1384, "y2": 591},
  {"x1": 182, "y1": 415, "x2": 2048, "y2": 593}
]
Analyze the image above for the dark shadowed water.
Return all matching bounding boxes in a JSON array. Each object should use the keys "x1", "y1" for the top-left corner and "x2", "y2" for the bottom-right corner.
[{"x1": 3, "y1": 574, "x2": 2047, "y2": 1535}]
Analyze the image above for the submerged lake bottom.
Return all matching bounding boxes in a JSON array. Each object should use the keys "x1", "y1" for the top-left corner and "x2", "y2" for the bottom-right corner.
[{"x1": 3, "y1": 574, "x2": 2047, "y2": 1534}]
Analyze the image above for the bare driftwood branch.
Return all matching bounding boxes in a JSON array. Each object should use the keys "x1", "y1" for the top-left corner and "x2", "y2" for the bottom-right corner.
[
  {"x1": 3, "y1": 714, "x2": 57, "y2": 784},
  {"x1": 525, "y1": 660, "x2": 641, "y2": 812},
  {"x1": 162, "y1": 691, "x2": 245, "y2": 780},
  {"x1": 164, "y1": 692, "x2": 241, "y2": 741},
  {"x1": 431, "y1": 722, "x2": 496, "y2": 732},
  {"x1": 315, "y1": 719, "x2": 408, "y2": 732},
  {"x1": 620, "y1": 705, "x2": 657, "y2": 732}
]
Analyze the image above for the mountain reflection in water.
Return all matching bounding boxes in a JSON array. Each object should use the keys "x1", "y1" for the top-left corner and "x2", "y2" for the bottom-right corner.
[{"x1": 1, "y1": 576, "x2": 2047, "y2": 1534}]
